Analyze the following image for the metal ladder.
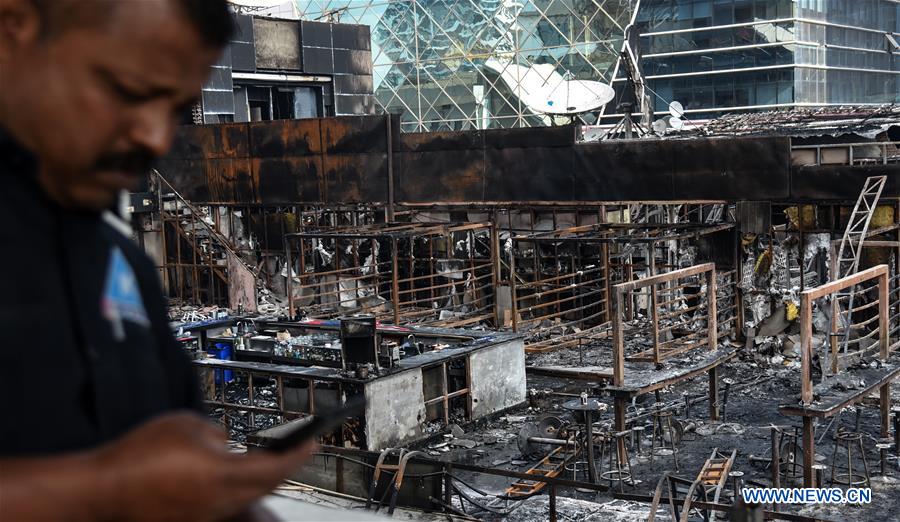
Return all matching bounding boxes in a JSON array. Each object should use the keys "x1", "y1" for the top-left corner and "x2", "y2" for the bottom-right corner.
[
  {"x1": 647, "y1": 448, "x2": 736, "y2": 522},
  {"x1": 503, "y1": 445, "x2": 578, "y2": 498},
  {"x1": 704, "y1": 204, "x2": 725, "y2": 224},
  {"x1": 834, "y1": 176, "x2": 887, "y2": 358}
]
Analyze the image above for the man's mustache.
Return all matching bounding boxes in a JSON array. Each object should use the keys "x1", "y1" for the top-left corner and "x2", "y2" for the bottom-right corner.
[{"x1": 94, "y1": 149, "x2": 157, "y2": 175}]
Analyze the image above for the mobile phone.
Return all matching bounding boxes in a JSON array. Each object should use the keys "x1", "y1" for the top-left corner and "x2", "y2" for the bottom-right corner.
[{"x1": 262, "y1": 395, "x2": 367, "y2": 453}]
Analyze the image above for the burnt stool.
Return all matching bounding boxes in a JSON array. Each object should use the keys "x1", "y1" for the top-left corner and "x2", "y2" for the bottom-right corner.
[
  {"x1": 650, "y1": 408, "x2": 680, "y2": 472},
  {"x1": 830, "y1": 429, "x2": 871, "y2": 488},
  {"x1": 597, "y1": 430, "x2": 635, "y2": 492},
  {"x1": 774, "y1": 425, "x2": 803, "y2": 481}
]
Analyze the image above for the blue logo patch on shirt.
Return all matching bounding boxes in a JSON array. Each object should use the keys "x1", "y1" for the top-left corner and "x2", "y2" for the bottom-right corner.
[{"x1": 102, "y1": 247, "x2": 150, "y2": 339}]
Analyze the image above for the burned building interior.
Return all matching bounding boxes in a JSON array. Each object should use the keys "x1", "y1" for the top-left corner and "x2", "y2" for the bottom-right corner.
[{"x1": 132, "y1": 105, "x2": 900, "y2": 521}]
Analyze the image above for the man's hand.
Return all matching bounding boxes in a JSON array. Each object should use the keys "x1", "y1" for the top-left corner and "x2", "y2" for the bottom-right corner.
[{"x1": 0, "y1": 412, "x2": 316, "y2": 522}]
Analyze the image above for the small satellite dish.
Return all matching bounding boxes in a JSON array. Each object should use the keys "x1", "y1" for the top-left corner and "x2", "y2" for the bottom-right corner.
[
  {"x1": 669, "y1": 116, "x2": 684, "y2": 130},
  {"x1": 652, "y1": 119, "x2": 668, "y2": 134},
  {"x1": 668, "y1": 100, "x2": 684, "y2": 118}
]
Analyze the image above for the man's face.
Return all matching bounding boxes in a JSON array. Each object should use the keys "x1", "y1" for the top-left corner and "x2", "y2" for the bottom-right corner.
[{"x1": 0, "y1": 0, "x2": 221, "y2": 211}]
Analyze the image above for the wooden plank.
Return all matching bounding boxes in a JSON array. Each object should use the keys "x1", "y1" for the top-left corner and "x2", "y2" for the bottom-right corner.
[
  {"x1": 614, "y1": 263, "x2": 715, "y2": 293},
  {"x1": 860, "y1": 240, "x2": 900, "y2": 248},
  {"x1": 609, "y1": 347, "x2": 739, "y2": 397},
  {"x1": 804, "y1": 264, "x2": 888, "y2": 300},
  {"x1": 613, "y1": 290, "x2": 625, "y2": 387},
  {"x1": 780, "y1": 365, "x2": 900, "y2": 417},
  {"x1": 525, "y1": 366, "x2": 614, "y2": 381}
]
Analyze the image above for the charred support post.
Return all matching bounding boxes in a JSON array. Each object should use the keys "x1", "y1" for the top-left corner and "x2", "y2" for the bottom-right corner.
[
  {"x1": 612, "y1": 284, "x2": 627, "y2": 464},
  {"x1": 893, "y1": 408, "x2": 900, "y2": 458},
  {"x1": 391, "y1": 237, "x2": 400, "y2": 324},
  {"x1": 882, "y1": 385, "x2": 892, "y2": 439},
  {"x1": 336, "y1": 456, "x2": 345, "y2": 494},
  {"x1": 880, "y1": 270, "x2": 892, "y2": 438},
  {"x1": 490, "y1": 220, "x2": 501, "y2": 327},
  {"x1": 285, "y1": 238, "x2": 294, "y2": 319},
  {"x1": 509, "y1": 228, "x2": 519, "y2": 332},
  {"x1": 708, "y1": 269, "x2": 719, "y2": 421},
  {"x1": 770, "y1": 426, "x2": 781, "y2": 491},
  {"x1": 624, "y1": 260, "x2": 634, "y2": 321},
  {"x1": 585, "y1": 409, "x2": 598, "y2": 484},
  {"x1": 803, "y1": 416, "x2": 815, "y2": 488},
  {"x1": 615, "y1": 397, "x2": 628, "y2": 468},
  {"x1": 444, "y1": 463, "x2": 452, "y2": 507},
  {"x1": 708, "y1": 366, "x2": 719, "y2": 421},
  {"x1": 549, "y1": 485, "x2": 557, "y2": 522},
  {"x1": 613, "y1": 290, "x2": 625, "y2": 387},
  {"x1": 602, "y1": 241, "x2": 611, "y2": 323},
  {"x1": 734, "y1": 227, "x2": 745, "y2": 340},
  {"x1": 650, "y1": 274, "x2": 659, "y2": 360},
  {"x1": 707, "y1": 269, "x2": 717, "y2": 351}
]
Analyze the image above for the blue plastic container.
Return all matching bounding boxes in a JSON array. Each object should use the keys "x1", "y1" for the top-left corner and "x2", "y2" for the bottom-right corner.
[{"x1": 208, "y1": 342, "x2": 234, "y2": 384}]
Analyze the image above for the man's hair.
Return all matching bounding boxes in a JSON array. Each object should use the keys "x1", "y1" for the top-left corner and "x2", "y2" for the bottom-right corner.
[
  {"x1": 31, "y1": 0, "x2": 234, "y2": 48},
  {"x1": 176, "y1": 0, "x2": 235, "y2": 47}
]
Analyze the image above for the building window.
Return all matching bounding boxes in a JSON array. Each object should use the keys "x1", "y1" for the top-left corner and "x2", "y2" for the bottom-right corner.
[{"x1": 238, "y1": 85, "x2": 323, "y2": 122}]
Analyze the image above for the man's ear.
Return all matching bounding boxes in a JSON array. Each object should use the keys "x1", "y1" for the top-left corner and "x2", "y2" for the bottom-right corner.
[{"x1": 0, "y1": 0, "x2": 42, "y2": 61}]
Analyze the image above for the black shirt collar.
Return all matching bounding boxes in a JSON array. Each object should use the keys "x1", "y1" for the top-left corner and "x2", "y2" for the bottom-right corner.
[
  {"x1": 0, "y1": 126, "x2": 39, "y2": 177},
  {"x1": 0, "y1": 126, "x2": 68, "y2": 211}
]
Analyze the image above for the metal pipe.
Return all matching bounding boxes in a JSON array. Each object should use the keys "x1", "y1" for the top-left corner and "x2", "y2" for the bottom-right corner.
[{"x1": 385, "y1": 114, "x2": 394, "y2": 222}]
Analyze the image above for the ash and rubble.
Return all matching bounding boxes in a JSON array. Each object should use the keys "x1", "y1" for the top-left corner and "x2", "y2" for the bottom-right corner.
[
  {"x1": 405, "y1": 342, "x2": 900, "y2": 522},
  {"x1": 406, "y1": 224, "x2": 898, "y2": 521}
]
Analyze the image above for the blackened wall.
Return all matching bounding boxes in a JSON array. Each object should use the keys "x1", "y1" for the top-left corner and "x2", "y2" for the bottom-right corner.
[{"x1": 158, "y1": 116, "x2": 897, "y2": 205}]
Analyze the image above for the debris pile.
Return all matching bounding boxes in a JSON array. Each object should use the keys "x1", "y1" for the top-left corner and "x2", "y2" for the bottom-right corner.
[{"x1": 686, "y1": 105, "x2": 900, "y2": 139}]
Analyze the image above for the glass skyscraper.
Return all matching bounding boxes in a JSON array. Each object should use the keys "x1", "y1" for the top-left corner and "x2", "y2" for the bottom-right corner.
[
  {"x1": 294, "y1": 0, "x2": 634, "y2": 132},
  {"x1": 268, "y1": 1, "x2": 899, "y2": 129},
  {"x1": 630, "y1": 0, "x2": 899, "y2": 119}
]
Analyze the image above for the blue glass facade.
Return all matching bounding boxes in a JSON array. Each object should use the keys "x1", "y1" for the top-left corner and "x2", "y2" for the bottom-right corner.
[
  {"x1": 628, "y1": 0, "x2": 900, "y2": 119},
  {"x1": 294, "y1": 0, "x2": 633, "y2": 131}
]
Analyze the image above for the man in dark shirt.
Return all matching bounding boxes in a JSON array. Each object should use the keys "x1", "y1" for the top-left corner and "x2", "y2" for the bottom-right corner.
[{"x1": 0, "y1": 0, "x2": 313, "y2": 519}]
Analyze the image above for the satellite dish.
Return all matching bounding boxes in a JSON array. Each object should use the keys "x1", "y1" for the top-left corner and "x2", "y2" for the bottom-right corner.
[
  {"x1": 484, "y1": 58, "x2": 615, "y2": 116},
  {"x1": 669, "y1": 116, "x2": 684, "y2": 130},
  {"x1": 668, "y1": 101, "x2": 685, "y2": 118},
  {"x1": 652, "y1": 119, "x2": 668, "y2": 135}
]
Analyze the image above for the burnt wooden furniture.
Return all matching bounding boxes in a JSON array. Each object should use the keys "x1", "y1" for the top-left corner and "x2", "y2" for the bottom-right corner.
[{"x1": 778, "y1": 264, "x2": 894, "y2": 487}]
